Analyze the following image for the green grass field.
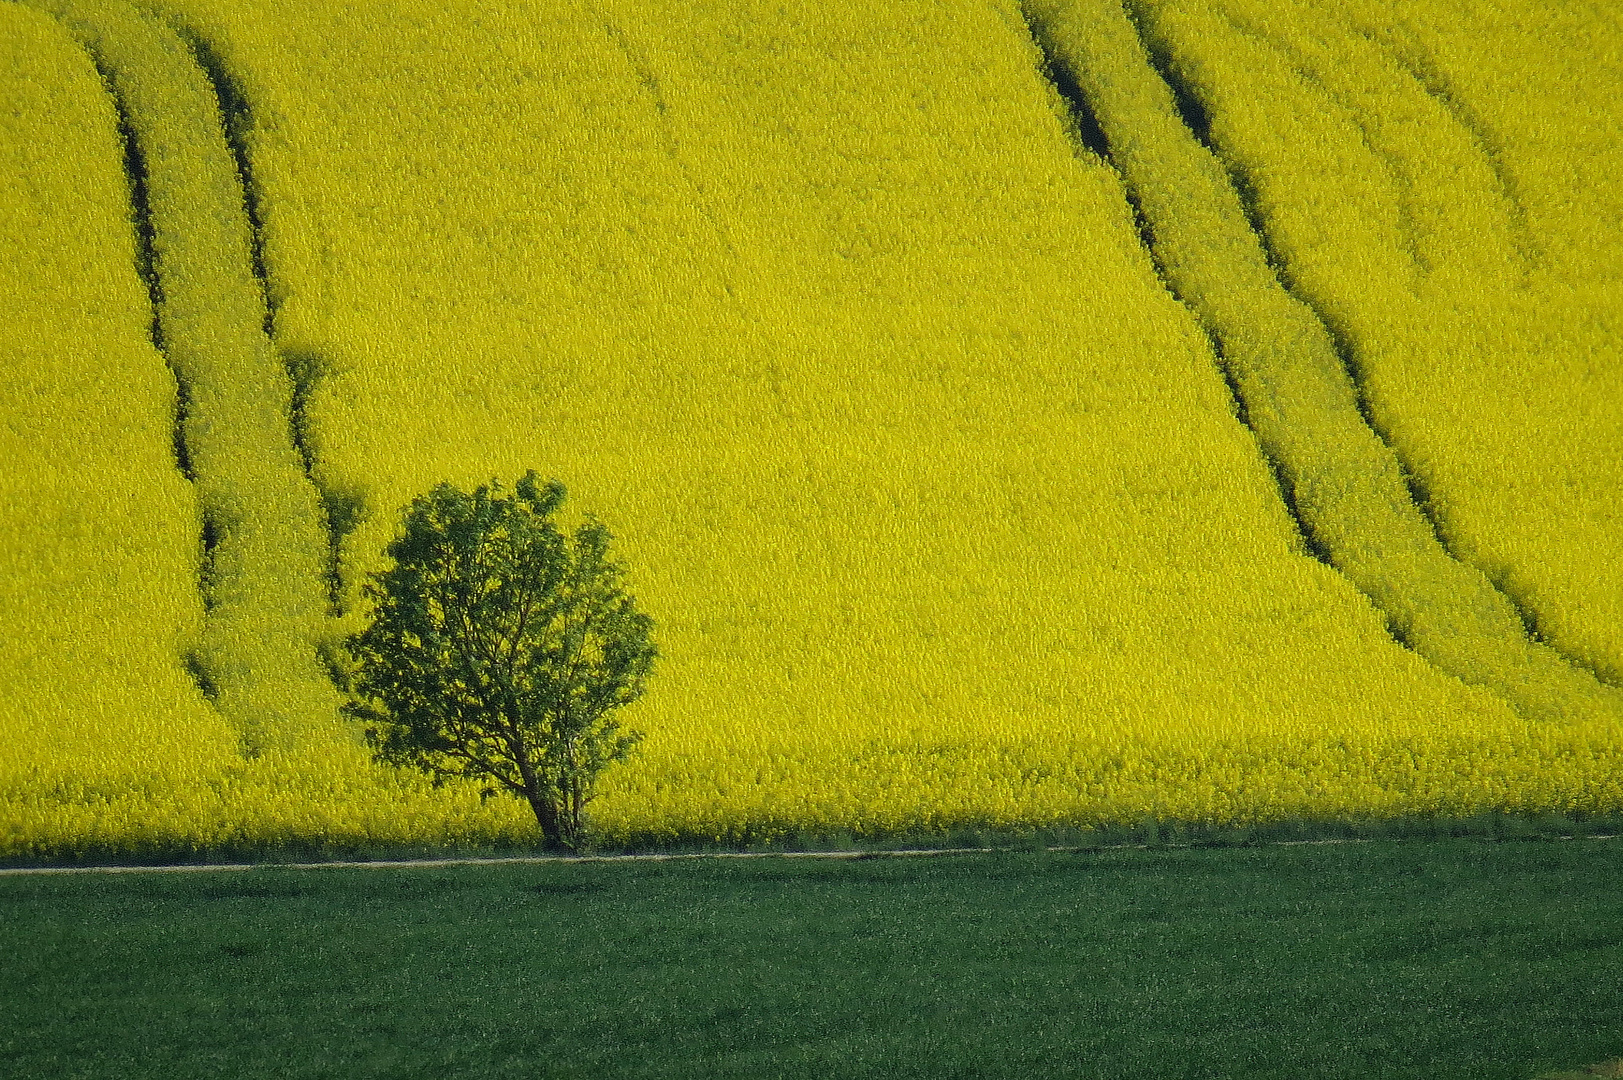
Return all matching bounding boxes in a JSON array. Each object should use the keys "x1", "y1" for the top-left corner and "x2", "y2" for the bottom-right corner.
[{"x1": 3, "y1": 838, "x2": 1620, "y2": 1079}]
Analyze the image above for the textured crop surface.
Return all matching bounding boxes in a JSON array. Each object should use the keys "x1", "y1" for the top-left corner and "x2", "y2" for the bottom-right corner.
[
  {"x1": 1, "y1": 0, "x2": 1619, "y2": 858},
  {"x1": 0, "y1": 3, "x2": 235, "y2": 852},
  {"x1": 3, "y1": 842, "x2": 1622, "y2": 1079},
  {"x1": 1136, "y1": 0, "x2": 1623, "y2": 687}
]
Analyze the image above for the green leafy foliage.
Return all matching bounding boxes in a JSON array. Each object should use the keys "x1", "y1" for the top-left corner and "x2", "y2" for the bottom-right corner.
[{"x1": 341, "y1": 472, "x2": 656, "y2": 851}]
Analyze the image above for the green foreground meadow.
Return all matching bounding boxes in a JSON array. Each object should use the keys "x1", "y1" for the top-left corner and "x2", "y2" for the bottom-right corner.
[{"x1": 3, "y1": 838, "x2": 1621, "y2": 1080}]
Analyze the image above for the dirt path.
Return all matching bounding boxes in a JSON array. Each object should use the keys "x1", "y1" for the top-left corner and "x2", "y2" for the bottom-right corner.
[
  {"x1": 1536, "y1": 1059, "x2": 1623, "y2": 1079},
  {"x1": 5, "y1": 833, "x2": 1617, "y2": 876}
]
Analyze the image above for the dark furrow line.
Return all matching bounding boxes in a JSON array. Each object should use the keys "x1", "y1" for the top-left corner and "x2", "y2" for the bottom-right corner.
[
  {"x1": 286, "y1": 350, "x2": 366, "y2": 621},
  {"x1": 1017, "y1": 0, "x2": 1616, "y2": 705},
  {"x1": 1023, "y1": 10, "x2": 1112, "y2": 162},
  {"x1": 1213, "y1": 337, "x2": 1341, "y2": 570},
  {"x1": 1018, "y1": 0, "x2": 1341, "y2": 578},
  {"x1": 1352, "y1": 22, "x2": 1541, "y2": 282},
  {"x1": 167, "y1": 17, "x2": 360, "y2": 623},
  {"x1": 1116, "y1": 5, "x2": 1298, "y2": 285},
  {"x1": 593, "y1": 13, "x2": 670, "y2": 123},
  {"x1": 25, "y1": 0, "x2": 346, "y2": 752},
  {"x1": 83, "y1": 35, "x2": 219, "y2": 695},
  {"x1": 1118, "y1": 0, "x2": 1460, "y2": 560},
  {"x1": 101, "y1": 48, "x2": 166, "y2": 360},
  {"x1": 1481, "y1": 563, "x2": 1555, "y2": 649},
  {"x1": 586, "y1": 2, "x2": 746, "y2": 303},
  {"x1": 1205, "y1": 7, "x2": 1429, "y2": 277},
  {"x1": 281, "y1": 349, "x2": 342, "y2": 616},
  {"x1": 1147, "y1": 5, "x2": 1556, "y2": 658},
  {"x1": 1119, "y1": 1, "x2": 1575, "y2": 665},
  {"x1": 167, "y1": 21, "x2": 274, "y2": 338},
  {"x1": 594, "y1": 0, "x2": 876, "y2": 535},
  {"x1": 1120, "y1": 188, "x2": 1159, "y2": 276}
]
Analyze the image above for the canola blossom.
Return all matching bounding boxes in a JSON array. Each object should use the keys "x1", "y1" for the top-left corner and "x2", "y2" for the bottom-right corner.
[{"x1": 1, "y1": 0, "x2": 1619, "y2": 858}]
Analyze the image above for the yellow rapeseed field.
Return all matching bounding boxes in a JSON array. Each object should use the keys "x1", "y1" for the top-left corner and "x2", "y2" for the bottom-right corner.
[
  {"x1": 1024, "y1": 0, "x2": 1623, "y2": 725},
  {"x1": 2, "y1": 0, "x2": 1619, "y2": 857},
  {"x1": 1127, "y1": 0, "x2": 1623, "y2": 689},
  {"x1": 0, "y1": 3, "x2": 234, "y2": 852}
]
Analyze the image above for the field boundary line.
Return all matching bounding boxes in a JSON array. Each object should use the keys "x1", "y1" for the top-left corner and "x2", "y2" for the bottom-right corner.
[{"x1": 3, "y1": 834, "x2": 1615, "y2": 876}]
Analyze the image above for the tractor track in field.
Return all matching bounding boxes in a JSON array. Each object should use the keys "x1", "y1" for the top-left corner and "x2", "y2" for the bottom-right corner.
[
  {"x1": 19, "y1": 0, "x2": 347, "y2": 750},
  {"x1": 26, "y1": 0, "x2": 1621, "y2": 733},
  {"x1": 1015, "y1": 0, "x2": 1623, "y2": 725}
]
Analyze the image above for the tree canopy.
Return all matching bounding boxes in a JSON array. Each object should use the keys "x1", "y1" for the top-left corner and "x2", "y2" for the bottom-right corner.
[{"x1": 340, "y1": 472, "x2": 656, "y2": 851}]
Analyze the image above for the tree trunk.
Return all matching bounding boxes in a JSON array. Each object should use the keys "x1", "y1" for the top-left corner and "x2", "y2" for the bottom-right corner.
[
  {"x1": 557, "y1": 777, "x2": 585, "y2": 853},
  {"x1": 559, "y1": 736, "x2": 583, "y2": 852},
  {"x1": 525, "y1": 788, "x2": 565, "y2": 851},
  {"x1": 512, "y1": 744, "x2": 565, "y2": 851}
]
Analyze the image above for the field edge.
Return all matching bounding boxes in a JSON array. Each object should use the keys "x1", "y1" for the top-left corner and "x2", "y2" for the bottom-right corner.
[{"x1": 5, "y1": 807, "x2": 1620, "y2": 871}]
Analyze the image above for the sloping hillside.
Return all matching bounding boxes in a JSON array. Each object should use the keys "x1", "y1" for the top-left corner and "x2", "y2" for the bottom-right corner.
[
  {"x1": 0, "y1": 3, "x2": 235, "y2": 849},
  {"x1": 2, "y1": 0, "x2": 1618, "y2": 855}
]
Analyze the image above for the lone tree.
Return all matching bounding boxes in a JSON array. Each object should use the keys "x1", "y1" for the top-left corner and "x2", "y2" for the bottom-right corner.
[{"x1": 340, "y1": 472, "x2": 656, "y2": 852}]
